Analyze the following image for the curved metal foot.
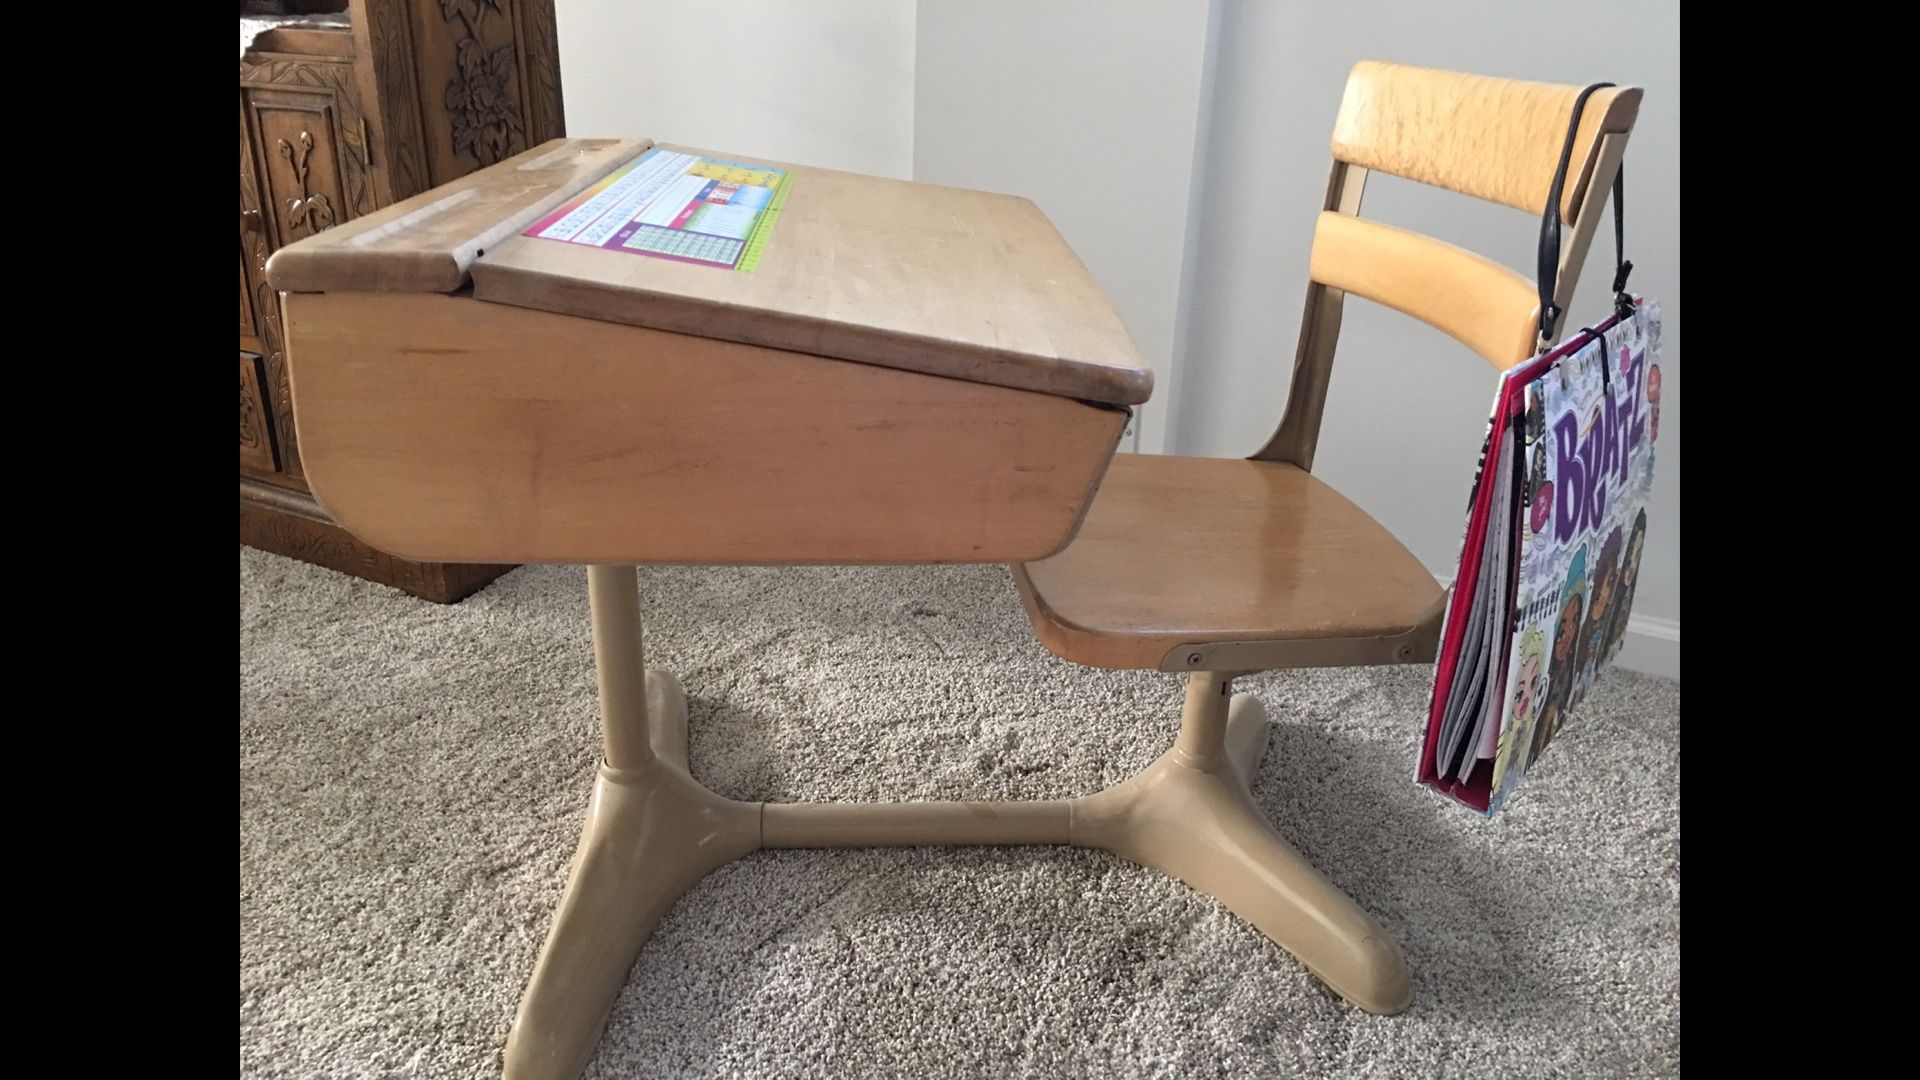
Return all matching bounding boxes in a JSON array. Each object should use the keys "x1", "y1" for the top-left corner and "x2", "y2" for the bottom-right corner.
[
  {"x1": 1071, "y1": 679, "x2": 1411, "y2": 1015},
  {"x1": 502, "y1": 757, "x2": 757, "y2": 1079},
  {"x1": 505, "y1": 569, "x2": 757, "y2": 1079}
]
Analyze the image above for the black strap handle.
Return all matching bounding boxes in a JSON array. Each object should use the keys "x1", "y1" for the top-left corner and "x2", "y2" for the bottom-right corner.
[{"x1": 1537, "y1": 82, "x2": 1632, "y2": 346}]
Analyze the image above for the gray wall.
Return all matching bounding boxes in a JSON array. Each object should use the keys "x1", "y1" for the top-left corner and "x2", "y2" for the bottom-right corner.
[
  {"x1": 914, "y1": 0, "x2": 1217, "y2": 454},
  {"x1": 555, "y1": 0, "x2": 916, "y2": 178}
]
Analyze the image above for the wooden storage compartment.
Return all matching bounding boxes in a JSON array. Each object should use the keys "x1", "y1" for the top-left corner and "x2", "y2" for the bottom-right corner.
[{"x1": 282, "y1": 292, "x2": 1128, "y2": 565}]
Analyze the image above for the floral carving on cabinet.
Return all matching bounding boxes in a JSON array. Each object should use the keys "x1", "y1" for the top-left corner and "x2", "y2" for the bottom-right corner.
[
  {"x1": 442, "y1": 0, "x2": 526, "y2": 167},
  {"x1": 438, "y1": 0, "x2": 503, "y2": 21},
  {"x1": 278, "y1": 131, "x2": 338, "y2": 238}
]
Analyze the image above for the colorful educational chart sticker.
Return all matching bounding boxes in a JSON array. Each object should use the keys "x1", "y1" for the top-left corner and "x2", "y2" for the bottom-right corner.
[{"x1": 523, "y1": 148, "x2": 794, "y2": 272}]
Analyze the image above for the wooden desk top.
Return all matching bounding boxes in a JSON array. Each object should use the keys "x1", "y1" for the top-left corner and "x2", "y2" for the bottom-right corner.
[
  {"x1": 269, "y1": 138, "x2": 1152, "y2": 407},
  {"x1": 265, "y1": 138, "x2": 657, "y2": 295}
]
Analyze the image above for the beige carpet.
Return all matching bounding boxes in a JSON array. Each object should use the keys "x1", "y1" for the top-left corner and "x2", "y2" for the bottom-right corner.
[{"x1": 239, "y1": 548, "x2": 1679, "y2": 1078}]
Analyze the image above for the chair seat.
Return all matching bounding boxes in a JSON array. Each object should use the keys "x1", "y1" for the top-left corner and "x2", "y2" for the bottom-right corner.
[{"x1": 1013, "y1": 455, "x2": 1446, "y2": 671}]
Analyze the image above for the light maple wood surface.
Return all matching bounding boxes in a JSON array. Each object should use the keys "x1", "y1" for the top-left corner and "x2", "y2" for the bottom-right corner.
[
  {"x1": 1256, "y1": 65, "x2": 1640, "y2": 477},
  {"x1": 1309, "y1": 211, "x2": 1540, "y2": 369},
  {"x1": 265, "y1": 137, "x2": 654, "y2": 294},
  {"x1": 470, "y1": 144, "x2": 1154, "y2": 407},
  {"x1": 1331, "y1": 60, "x2": 1642, "y2": 220},
  {"x1": 283, "y1": 291, "x2": 1127, "y2": 565},
  {"x1": 1014, "y1": 454, "x2": 1445, "y2": 671}
]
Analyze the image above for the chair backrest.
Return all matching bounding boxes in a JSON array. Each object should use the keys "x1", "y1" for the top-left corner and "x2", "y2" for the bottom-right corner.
[{"x1": 1255, "y1": 61, "x2": 1643, "y2": 471}]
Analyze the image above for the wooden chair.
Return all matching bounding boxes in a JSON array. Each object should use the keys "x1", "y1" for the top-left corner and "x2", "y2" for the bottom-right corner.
[{"x1": 1013, "y1": 61, "x2": 1642, "y2": 1012}]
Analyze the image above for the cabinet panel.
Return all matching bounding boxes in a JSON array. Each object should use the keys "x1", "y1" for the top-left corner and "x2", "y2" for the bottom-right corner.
[
  {"x1": 404, "y1": 0, "x2": 535, "y2": 185},
  {"x1": 240, "y1": 52, "x2": 375, "y2": 228},
  {"x1": 239, "y1": 244, "x2": 259, "y2": 349},
  {"x1": 250, "y1": 91, "x2": 348, "y2": 249},
  {"x1": 240, "y1": 352, "x2": 280, "y2": 477},
  {"x1": 240, "y1": 94, "x2": 303, "y2": 484}
]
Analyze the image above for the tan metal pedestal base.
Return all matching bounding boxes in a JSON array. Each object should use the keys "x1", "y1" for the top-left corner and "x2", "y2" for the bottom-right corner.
[{"x1": 501, "y1": 567, "x2": 1411, "y2": 1080}]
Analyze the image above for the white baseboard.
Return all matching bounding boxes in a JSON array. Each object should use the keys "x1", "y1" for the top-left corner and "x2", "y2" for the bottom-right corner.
[
  {"x1": 1611, "y1": 614, "x2": 1679, "y2": 680},
  {"x1": 1430, "y1": 571, "x2": 1679, "y2": 682}
]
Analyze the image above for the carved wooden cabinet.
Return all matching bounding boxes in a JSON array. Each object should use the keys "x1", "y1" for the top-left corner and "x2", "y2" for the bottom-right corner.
[{"x1": 239, "y1": 0, "x2": 562, "y2": 602}]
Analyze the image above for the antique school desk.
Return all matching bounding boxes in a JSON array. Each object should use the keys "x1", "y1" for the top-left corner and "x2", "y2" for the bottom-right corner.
[{"x1": 269, "y1": 138, "x2": 1403, "y2": 1079}]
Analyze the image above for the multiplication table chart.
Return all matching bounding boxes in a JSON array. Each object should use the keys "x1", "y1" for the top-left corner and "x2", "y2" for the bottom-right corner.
[{"x1": 523, "y1": 148, "x2": 793, "y2": 272}]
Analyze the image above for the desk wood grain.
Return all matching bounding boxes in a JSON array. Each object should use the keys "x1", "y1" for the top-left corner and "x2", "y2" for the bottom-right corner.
[
  {"x1": 283, "y1": 291, "x2": 1129, "y2": 565},
  {"x1": 470, "y1": 145, "x2": 1154, "y2": 407}
]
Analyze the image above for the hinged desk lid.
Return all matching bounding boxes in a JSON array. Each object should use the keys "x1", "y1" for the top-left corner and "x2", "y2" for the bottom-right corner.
[
  {"x1": 268, "y1": 137, "x2": 1152, "y2": 406},
  {"x1": 472, "y1": 144, "x2": 1152, "y2": 407}
]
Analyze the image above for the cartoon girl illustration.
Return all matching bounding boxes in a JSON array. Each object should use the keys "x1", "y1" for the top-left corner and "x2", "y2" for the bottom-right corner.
[
  {"x1": 1528, "y1": 437, "x2": 1552, "y2": 536},
  {"x1": 1604, "y1": 510, "x2": 1649, "y2": 659},
  {"x1": 1495, "y1": 626, "x2": 1547, "y2": 785},
  {"x1": 1532, "y1": 546, "x2": 1588, "y2": 767},
  {"x1": 1647, "y1": 365, "x2": 1663, "y2": 443},
  {"x1": 1576, "y1": 526, "x2": 1624, "y2": 693}
]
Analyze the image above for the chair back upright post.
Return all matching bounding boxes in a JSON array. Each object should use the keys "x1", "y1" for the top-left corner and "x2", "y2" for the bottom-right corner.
[{"x1": 1253, "y1": 61, "x2": 1644, "y2": 472}]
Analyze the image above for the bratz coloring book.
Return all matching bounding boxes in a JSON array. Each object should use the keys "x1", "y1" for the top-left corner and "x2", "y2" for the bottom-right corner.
[
  {"x1": 1487, "y1": 301, "x2": 1662, "y2": 813},
  {"x1": 1420, "y1": 299, "x2": 1662, "y2": 816}
]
